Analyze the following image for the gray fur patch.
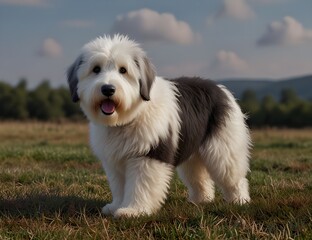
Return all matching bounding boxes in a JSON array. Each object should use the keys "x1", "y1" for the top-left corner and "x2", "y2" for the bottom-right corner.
[
  {"x1": 146, "y1": 77, "x2": 231, "y2": 166},
  {"x1": 67, "y1": 55, "x2": 83, "y2": 102},
  {"x1": 137, "y1": 57, "x2": 156, "y2": 101}
]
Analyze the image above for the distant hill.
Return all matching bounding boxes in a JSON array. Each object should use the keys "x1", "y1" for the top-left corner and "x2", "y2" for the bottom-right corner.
[{"x1": 218, "y1": 75, "x2": 312, "y2": 100}]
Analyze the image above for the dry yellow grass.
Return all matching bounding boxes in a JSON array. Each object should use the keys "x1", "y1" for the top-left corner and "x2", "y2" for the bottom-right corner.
[
  {"x1": 0, "y1": 121, "x2": 89, "y2": 145},
  {"x1": 252, "y1": 127, "x2": 312, "y2": 142}
]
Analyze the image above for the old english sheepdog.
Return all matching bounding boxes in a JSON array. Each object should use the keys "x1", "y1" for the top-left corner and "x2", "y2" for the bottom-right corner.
[{"x1": 67, "y1": 34, "x2": 251, "y2": 218}]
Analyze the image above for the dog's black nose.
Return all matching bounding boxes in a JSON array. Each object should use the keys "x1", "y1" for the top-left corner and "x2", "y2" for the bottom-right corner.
[{"x1": 101, "y1": 84, "x2": 116, "y2": 97}]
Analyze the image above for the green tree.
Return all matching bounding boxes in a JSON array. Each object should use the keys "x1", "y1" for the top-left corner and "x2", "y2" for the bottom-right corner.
[
  {"x1": 240, "y1": 89, "x2": 260, "y2": 126},
  {"x1": 280, "y1": 88, "x2": 300, "y2": 106},
  {"x1": 57, "y1": 87, "x2": 83, "y2": 120},
  {"x1": 0, "y1": 80, "x2": 28, "y2": 119},
  {"x1": 289, "y1": 101, "x2": 312, "y2": 127},
  {"x1": 240, "y1": 89, "x2": 260, "y2": 113},
  {"x1": 13, "y1": 79, "x2": 29, "y2": 119},
  {"x1": 27, "y1": 80, "x2": 64, "y2": 120},
  {"x1": 259, "y1": 95, "x2": 277, "y2": 126},
  {"x1": 0, "y1": 82, "x2": 14, "y2": 119}
]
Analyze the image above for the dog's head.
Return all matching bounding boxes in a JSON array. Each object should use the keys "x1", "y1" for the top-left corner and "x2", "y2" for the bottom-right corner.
[{"x1": 67, "y1": 35, "x2": 155, "y2": 126}]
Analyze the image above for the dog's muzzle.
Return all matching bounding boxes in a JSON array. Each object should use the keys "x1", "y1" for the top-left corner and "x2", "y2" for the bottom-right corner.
[{"x1": 100, "y1": 84, "x2": 116, "y2": 115}]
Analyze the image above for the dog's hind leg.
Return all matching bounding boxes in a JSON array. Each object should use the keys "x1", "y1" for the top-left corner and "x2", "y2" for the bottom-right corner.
[
  {"x1": 113, "y1": 157, "x2": 173, "y2": 218},
  {"x1": 199, "y1": 127, "x2": 251, "y2": 204},
  {"x1": 177, "y1": 152, "x2": 215, "y2": 204}
]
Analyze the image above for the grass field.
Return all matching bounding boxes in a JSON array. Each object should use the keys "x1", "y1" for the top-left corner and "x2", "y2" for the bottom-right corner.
[{"x1": 0, "y1": 122, "x2": 311, "y2": 239}]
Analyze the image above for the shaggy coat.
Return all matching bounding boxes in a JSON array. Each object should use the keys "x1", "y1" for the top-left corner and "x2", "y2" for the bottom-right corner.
[{"x1": 67, "y1": 35, "x2": 251, "y2": 218}]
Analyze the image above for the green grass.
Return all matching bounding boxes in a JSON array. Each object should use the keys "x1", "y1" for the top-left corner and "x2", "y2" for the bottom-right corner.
[{"x1": 0, "y1": 123, "x2": 312, "y2": 239}]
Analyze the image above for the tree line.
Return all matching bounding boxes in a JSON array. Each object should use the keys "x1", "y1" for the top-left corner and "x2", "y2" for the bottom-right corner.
[
  {"x1": 0, "y1": 80, "x2": 82, "y2": 121},
  {"x1": 0, "y1": 79, "x2": 311, "y2": 127},
  {"x1": 240, "y1": 89, "x2": 312, "y2": 128}
]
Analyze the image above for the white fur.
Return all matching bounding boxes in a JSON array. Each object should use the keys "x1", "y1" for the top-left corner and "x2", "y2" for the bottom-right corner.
[
  {"x1": 89, "y1": 76, "x2": 180, "y2": 217},
  {"x1": 177, "y1": 86, "x2": 251, "y2": 205},
  {"x1": 70, "y1": 35, "x2": 251, "y2": 218}
]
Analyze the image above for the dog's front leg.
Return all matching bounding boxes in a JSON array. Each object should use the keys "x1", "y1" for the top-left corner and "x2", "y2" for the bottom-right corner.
[
  {"x1": 101, "y1": 160, "x2": 125, "y2": 216},
  {"x1": 114, "y1": 157, "x2": 173, "y2": 218}
]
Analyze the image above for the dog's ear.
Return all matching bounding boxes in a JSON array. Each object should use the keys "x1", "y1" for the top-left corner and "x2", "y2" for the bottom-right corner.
[
  {"x1": 67, "y1": 55, "x2": 83, "y2": 103},
  {"x1": 137, "y1": 56, "x2": 156, "y2": 101}
]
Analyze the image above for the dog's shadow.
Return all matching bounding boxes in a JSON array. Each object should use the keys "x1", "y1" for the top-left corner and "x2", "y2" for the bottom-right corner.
[{"x1": 0, "y1": 194, "x2": 107, "y2": 218}]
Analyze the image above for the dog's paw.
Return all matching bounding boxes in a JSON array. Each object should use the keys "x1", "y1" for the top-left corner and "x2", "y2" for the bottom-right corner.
[
  {"x1": 113, "y1": 207, "x2": 146, "y2": 218},
  {"x1": 234, "y1": 196, "x2": 251, "y2": 205},
  {"x1": 188, "y1": 190, "x2": 215, "y2": 205},
  {"x1": 224, "y1": 193, "x2": 251, "y2": 205},
  {"x1": 102, "y1": 203, "x2": 117, "y2": 216}
]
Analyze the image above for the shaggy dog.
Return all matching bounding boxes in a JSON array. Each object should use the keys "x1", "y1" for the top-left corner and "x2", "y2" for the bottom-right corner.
[{"x1": 67, "y1": 35, "x2": 251, "y2": 218}]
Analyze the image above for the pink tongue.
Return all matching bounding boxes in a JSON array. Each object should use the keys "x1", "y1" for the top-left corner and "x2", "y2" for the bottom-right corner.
[{"x1": 101, "y1": 99, "x2": 115, "y2": 114}]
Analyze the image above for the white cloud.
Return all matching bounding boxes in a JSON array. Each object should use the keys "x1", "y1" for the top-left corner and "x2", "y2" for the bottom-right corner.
[
  {"x1": 209, "y1": 50, "x2": 248, "y2": 78},
  {"x1": 62, "y1": 20, "x2": 95, "y2": 28},
  {"x1": 209, "y1": 0, "x2": 255, "y2": 23},
  {"x1": 257, "y1": 16, "x2": 312, "y2": 46},
  {"x1": 38, "y1": 38, "x2": 62, "y2": 58},
  {"x1": 110, "y1": 8, "x2": 199, "y2": 45},
  {"x1": 0, "y1": 0, "x2": 48, "y2": 7}
]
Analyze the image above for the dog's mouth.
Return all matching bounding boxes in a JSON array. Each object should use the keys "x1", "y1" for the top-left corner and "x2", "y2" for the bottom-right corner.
[{"x1": 100, "y1": 99, "x2": 116, "y2": 115}]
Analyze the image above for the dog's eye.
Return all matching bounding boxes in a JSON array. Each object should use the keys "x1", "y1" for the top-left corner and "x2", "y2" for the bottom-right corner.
[
  {"x1": 119, "y1": 67, "x2": 127, "y2": 74},
  {"x1": 92, "y1": 66, "x2": 101, "y2": 74}
]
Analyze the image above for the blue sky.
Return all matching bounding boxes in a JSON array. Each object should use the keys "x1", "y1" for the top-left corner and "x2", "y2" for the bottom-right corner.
[{"x1": 0, "y1": 0, "x2": 312, "y2": 88}]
